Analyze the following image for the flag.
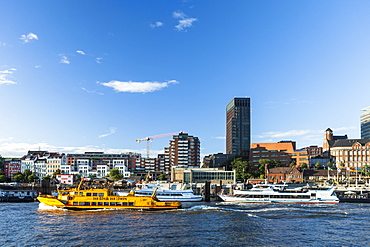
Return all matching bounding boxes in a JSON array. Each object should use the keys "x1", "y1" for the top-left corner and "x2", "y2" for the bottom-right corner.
[
  {"x1": 337, "y1": 167, "x2": 341, "y2": 172},
  {"x1": 328, "y1": 167, "x2": 333, "y2": 171}
]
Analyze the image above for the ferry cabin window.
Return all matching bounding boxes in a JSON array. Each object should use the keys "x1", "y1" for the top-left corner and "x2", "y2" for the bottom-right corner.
[
  {"x1": 110, "y1": 202, "x2": 116, "y2": 206},
  {"x1": 98, "y1": 193, "x2": 104, "y2": 197},
  {"x1": 123, "y1": 202, "x2": 128, "y2": 206},
  {"x1": 79, "y1": 192, "x2": 83, "y2": 195},
  {"x1": 86, "y1": 193, "x2": 91, "y2": 196},
  {"x1": 116, "y1": 202, "x2": 121, "y2": 206},
  {"x1": 129, "y1": 202, "x2": 134, "y2": 206},
  {"x1": 73, "y1": 202, "x2": 78, "y2": 205},
  {"x1": 104, "y1": 202, "x2": 109, "y2": 206},
  {"x1": 92, "y1": 202, "x2": 97, "y2": 206},
  {"x1": 98, "y1": 202, "x2": 103, "y2": 206},
  {"x1": 93, "y1": 193, "x2": 98, "y2": 196}
]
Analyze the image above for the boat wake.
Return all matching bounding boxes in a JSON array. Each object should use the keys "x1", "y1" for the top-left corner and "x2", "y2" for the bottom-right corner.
[
  {"x1": 183, "y1": 204, "x2": 259, "y2": 217},
  {"x1": 38, "y1": 203, "x2": 64, "y2": 211}
]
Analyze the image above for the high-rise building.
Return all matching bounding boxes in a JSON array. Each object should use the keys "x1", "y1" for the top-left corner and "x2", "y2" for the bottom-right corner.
[
  {"x1": 226, "y1": 97, "x2": 251, "y2": 157},
  {"x1": 361, "y1": 106, "x2": 370, "y2": 139},
  {"x1": 168, "y1": 132, "x2": 200, "y2": 168}
]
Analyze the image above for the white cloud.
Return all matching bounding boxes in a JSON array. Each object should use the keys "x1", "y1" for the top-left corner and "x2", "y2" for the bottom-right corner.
[
  {"x1": 150, "y1": 21, "x2": 164, "y2": 28},
  {"x1": 59, "y1": 54, "x2": 70, "y2": 64},
  {"x1": 35, "y1": 65, "x2": 41, "y2": 69},
  {"x1": 99, "y1": 79, "x2": 179, "y2": 93},
  {"x1": 0, "y1": 68, "x2": 17, "y2": 85},
  {"x1": 81, "y1": 87, "x2": 104, "y2": 95},
  {"x1": 172, "y1": 11, "x2": 197, "y2": 31},
  {"x1": 0, "y1": 42, "x2": 6, "y2": 47},
  {"x1": 99, "y1": 127, "x2": 117, "y2": 138},
  {"x1": 76, "y1": 50, "x2": 86, "y2": 55},
  {"x1": 96, "y1": 57, "x2": 102, "y2": 64},
  {"x1": 0, "y1": 141, "x2": 143, "y2": 158},
  {"x1": 257, "y1": 129, "x2": 315, "y2": 139},
  {"x1": 213, "y1": 136, "x2": 226, "y2": 140},
  {"x1": 20, "y1": 32, "x2": 38, "y2": 43}
]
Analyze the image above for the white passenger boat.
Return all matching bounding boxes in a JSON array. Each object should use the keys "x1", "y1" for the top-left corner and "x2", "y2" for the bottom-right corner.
[
  {"x1": 219, "y1": 187, "x2": 339, "y2": 204},
  {"x1": 115, "y1": 184, "x2": 203, "y2": 202}
]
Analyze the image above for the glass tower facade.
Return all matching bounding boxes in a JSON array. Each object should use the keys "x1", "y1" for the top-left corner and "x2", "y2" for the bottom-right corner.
[
  {"x1": 226, "y1": 97, "x2": 251, "y2": 157},
  {"x1": 361, "y1": 106, "x2": 370, "y2": 139}
]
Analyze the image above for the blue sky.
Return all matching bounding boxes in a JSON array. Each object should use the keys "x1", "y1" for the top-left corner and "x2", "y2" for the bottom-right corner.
[{"x1": 1, "y1": 1, "x2": 370, "y2": 158}]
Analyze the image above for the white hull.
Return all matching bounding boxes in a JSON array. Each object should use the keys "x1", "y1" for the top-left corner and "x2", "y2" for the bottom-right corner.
[
  {"x1": 115, "y1": 189, "x2": 202, "y2": 202},
  {"x1": 219, "y1": 187, "x2": 339, "y2": 204}
]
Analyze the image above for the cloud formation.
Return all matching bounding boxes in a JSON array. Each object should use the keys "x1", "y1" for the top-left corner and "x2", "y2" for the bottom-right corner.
[
  {"x1": 81, "y1": 87, "x2": 104, "y2": 95},
  {"x1": 59, "y1": 54, "x2": 70, "y2": 64},
  {"x1": 20, "y1": 32, "x2": 38, "y2": 43},
  {"x1": 173, "y1": 11, "x2": 197, "y2": 31},
  {"x1": 99, "y1": 79, "x2": 179, "y2": 93},
  {"x1": 76, "y1": 50, "x2": 86, "y2": 55},
  {"x1": 99, "y1": 127, "x2": 117, "y2": 138},
  {"x1": 0, "y1": 68, "x2": 17, "y2": 85},
  {"x1": 150, "y1": 21, "x2": 164, "y2": 28}
]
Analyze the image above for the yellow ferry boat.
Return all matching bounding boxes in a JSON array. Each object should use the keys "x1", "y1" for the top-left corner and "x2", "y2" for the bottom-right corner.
[{"x1": 37, "y1": 178, "x2": 181, "y2": 211}]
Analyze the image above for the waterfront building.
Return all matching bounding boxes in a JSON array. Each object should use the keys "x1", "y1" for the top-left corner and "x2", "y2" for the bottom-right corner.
[
  {"x1": 266, "y1": 166, "x2": 303, "y2": 184},
  {"x1": 66, "y1": 152, "x2": 139, "y2": 178},
  {"x1": 304, "y1": 145, "x2": 323, "y2": 158},
  {"x1": 3, "y1": 158, "x2": 21, "y2": 181},
  {"x1": 226, "y1": 97, "x2": 251, "y2": 157},
  {"x1": 171, "y1": 167, "x2": 236, "y2": 184},
  {"x1": 250, "y1": 141, "x2": 296, "y2": 168},
  {"x1": 323, "y1": 128, "x2": 370, "y2": 171},
  {"x1": 168, "y1": 132, "x2": 200, "y2": 168},
  {"x1": 361, "y1": 106, "x2": 370, "y2": 139},
  {"x1": 202, "y1": 153, "x2": 235, "y2": 169},
  {"x1": 21, "y1": 151, "x2": 66, "y2": 179}
]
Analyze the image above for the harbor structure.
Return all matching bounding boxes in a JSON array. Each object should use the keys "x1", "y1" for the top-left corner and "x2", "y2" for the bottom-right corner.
[
  {"x1": 226, "y1": 97, "x2": 251, "y2": 157},
  {"x1": 171, "y1": 167, "x2": 236, "y2": 184},
  {"x1": 361, "y1": 106, "x2": 370, "y2": 139}
]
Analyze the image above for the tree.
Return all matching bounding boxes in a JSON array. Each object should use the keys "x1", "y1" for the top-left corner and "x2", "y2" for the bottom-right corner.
[
  {"x1": 157, "y1": 174, "x2": 167, "y2": 181},
  {"x1": 327, "y1": 162, "x2": 333, "y2": 169},
  {"x1": 315, "y1": 162, "x2": 322, "y2": 169},
  {"x1": 24, "y1": 169, "x2": 32, "y2": 179},
  {"x1": 13, "y1": 174, "x2": 24, "y2": 182},
  {"x1": 300, "y1": 163, "x2": 308, "y2": 169},
  {"x1": 42, "y1": 175, "x2": 51, "y2": 181},
  {"x1": 109, "y1": 168, "x2": 123, "y2": 180},
  {"x1": 0, "y1": 174, "x2": 7, "y2": 182},
  {"x1": 52, "y1": 169, "x2": 61, "y2": 179},
  {"x1": 28, "y1": 174, "x2": 39, "y2": 182},
  {"x1": 258, "y1": 159, "x2": 281, "y2": 177},
  {"x1": 230, "y1": 157, "x2": 250, "y2": 182}
]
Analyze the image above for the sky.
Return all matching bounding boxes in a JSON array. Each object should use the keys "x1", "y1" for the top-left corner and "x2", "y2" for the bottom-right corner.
[{"x1": 1, "y1": 0, "x2": 370, "y2": 158}]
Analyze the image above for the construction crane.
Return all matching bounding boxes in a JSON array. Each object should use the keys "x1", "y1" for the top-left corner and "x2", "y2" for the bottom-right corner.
[{"x1": 136, "y1": 131, "x2": 183, "y2": 158}]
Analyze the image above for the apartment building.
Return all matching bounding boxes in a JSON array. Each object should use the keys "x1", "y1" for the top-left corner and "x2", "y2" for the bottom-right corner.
[{"x1": 168, "y1": 132, "x2": 200, "y2": 168}]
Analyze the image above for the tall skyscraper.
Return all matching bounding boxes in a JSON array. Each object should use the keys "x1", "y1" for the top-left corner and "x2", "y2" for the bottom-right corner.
[
  {"x1": 361, "y1": 106, "x2": 370, "y2": 139},
  {"x1": 226, "y1": 97, "x2": 251, "y2": 157}
]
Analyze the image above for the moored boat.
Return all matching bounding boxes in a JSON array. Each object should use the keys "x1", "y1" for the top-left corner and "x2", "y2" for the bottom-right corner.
[
  {"x1": 219, "y1": 187, "x2": 339, "y2": 204},
  {"x1": 116, "y1": 183, "x2": 203, "y2": 202},
  {"x1": 37, "y1": 179, "x2": 181, "y2": 210}
]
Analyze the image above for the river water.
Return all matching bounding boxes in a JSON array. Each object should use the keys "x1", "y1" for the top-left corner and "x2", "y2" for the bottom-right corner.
[{"x1": 0, "y1": 201, "x2": 369, "y2": 246}]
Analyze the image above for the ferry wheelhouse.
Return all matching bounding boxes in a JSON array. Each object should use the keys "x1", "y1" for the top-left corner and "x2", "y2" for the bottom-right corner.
[
  {"x1": 219, "y1": 187, "x2": 339, "y2": 204},
  {"x1": 37, "y1": 178, "x2": 181, "y2": 210}
]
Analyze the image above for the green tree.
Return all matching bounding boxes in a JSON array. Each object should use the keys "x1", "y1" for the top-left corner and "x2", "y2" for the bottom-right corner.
[
  {"x1": 109, "y1": 168, "x2": 123, "y2": 180},
  {"x1": 23, "y1": 169, "x2": 32, "y2": 179},
  {"x1": 42, "y1": 175, "x2": 51, "y2": 181},
  {"x1": 300, "y1": 163, "x2": 308, "y2": 168},
  {"x1": 258, "y1": 159, "x2": 281, "y2": 176},
  {"x1": 339, "y1": 162, "x2": 345, "y2": 167},
  {"x1": 27, "y1": 174, "x2": 39, "y2": 182},
  {"x1": 230, "y1": 157, "x2": 250, "y2": 182},
  {"x1": 0, "y1": 174, "x2": 7, "y2": 182},
  {"x1": 13, "y1": 174, "x2": 24, "y2": 182},
  {"x1": 157, "y1": 174, "x2": 167, "y2": 181},
  {"x1": 52, "y1": 169, "x2": 61, "y2": 179},
  {"x1": 290, "y1": 162, "x2": 296, "y2": 167},
  {"x1": 327, "y1": 162, "x2": 333, "y2": 169},
  {"x1": 315, "y1": 162, "x2": 322, "y2": 169}
]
